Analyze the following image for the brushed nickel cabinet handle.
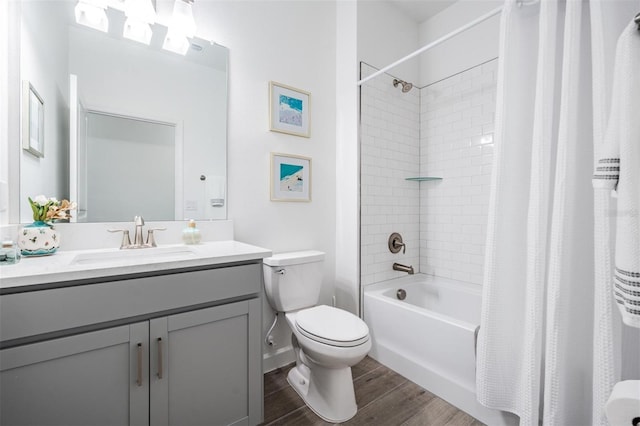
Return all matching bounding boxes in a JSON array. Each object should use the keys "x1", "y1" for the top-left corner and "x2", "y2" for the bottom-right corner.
[
  {"x1": 136, "y1": 343, "x2": 143, "y2": 386},
  {"x1": 157, "y1": 338, "x2": 163, "y2": 379}
]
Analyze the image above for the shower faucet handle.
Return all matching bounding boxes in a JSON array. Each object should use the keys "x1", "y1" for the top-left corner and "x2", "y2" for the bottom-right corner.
[{"x1": 388, "y1": 232, "x2": 406, "y2": 254}]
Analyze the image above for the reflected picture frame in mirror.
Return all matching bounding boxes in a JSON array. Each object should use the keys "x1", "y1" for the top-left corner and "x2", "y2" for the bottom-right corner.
[{"x1": 21, "y1": 80, "x2": 44, "y2": 158}]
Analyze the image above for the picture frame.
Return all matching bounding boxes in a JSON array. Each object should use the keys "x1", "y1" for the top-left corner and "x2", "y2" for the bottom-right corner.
[
  {"x1": 269, "y1": 81, "x2": 311, "y2": 138},
  {"x1": 22, "y1": 80, "x2": 45, "y2": 158},
  {"x1": 270, "y1": 153, "x2": 312, "y2": 202}
]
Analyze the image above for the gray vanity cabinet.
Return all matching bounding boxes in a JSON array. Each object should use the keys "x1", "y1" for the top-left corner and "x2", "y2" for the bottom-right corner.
[
  {"x1": 0, "y1": 322, "x2": 151, "y2": 426},
  {"x1": 0, "y1": 262, "x2": 264, "y2": 426},
  {"x1": 150, "y1": 299, "x2": 261, "y2": 426}
]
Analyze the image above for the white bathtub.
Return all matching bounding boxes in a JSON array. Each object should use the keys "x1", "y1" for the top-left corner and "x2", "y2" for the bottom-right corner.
[{"x1": 363, "y1": 274, "x2": 515, "y2": 426}]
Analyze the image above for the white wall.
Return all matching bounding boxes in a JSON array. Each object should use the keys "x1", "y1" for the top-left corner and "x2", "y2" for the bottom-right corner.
[
  {"x1": 357, "y1": 0, "x2": 419, "y2": 84},
  {"x1": 420, "y1": 59, "x2": 497, "y2": 284},
  {"x1": 418, "y1": 0, "x2": 501, "y2": 86},
  {"x1": 19, "y1": 0, "x2": 69, "y2": 222},
  {"x1": 357, "y1": 0, "x2": 420, "y2": 309},
  {"x1": 415, "y1": 1, "x2": 500, "y2": 283},
  {"x1": 360, "y1": 63, "x2": 420, "y2": 286},
  {"x1": 357, "y1": 1, "x2": 500, "y2": 288},
  {"x1": 193, "y1": 1, "x2": 338, "y2": 369},
  {"x1": 335, "y1": 0, "x2": 360, "y2": 315}
]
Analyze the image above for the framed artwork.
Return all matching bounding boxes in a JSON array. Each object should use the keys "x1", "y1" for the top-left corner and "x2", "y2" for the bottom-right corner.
[
  {"x1": 269, "y1": 81, "x2": 310, "y2": 138},
  {"x1": 22, "y1": 80, "x2": 45, "y2": 158},
  {"x1": 270, "y1": 153, "x2": 311, "y2": 202}
]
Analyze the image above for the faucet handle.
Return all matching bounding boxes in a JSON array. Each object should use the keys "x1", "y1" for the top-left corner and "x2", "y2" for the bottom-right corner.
[
  {"x1": 108, "y1": 229, "x2": 132, "y2": 249},
  {"x1": 146, "y1": 227, "x2": 167, "y2": 248},
  {"x1": 388, "y1": 232, "x2": 406, "y2": 254}
]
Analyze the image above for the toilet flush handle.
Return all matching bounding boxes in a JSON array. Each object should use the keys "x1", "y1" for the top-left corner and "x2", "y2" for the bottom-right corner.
[{"x1": 276, "y1": 269, "x2": 286, "y2": 275}]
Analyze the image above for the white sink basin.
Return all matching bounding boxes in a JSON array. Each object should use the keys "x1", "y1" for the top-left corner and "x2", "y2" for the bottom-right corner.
[{"x1": 71, "y1": 246, "x2": 196, "y2": 265}]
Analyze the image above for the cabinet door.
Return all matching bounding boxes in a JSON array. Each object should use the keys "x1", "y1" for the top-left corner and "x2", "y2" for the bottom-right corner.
[
  {"x1": 0, "y1": 323, "x2": 149, "y2": 426},
  {"x1": 150, "y1": 300, "x2": 261, "y2": 426}
]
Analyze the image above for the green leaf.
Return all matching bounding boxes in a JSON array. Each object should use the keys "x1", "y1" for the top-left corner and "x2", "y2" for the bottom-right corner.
[{"x1": 28, "y1": 197, "x2": 42, "y2": 221}]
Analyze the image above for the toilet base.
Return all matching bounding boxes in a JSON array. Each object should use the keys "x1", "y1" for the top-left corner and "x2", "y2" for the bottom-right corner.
[{"x1": 287, "y1": 363, "x2": 357, "y2": 423}]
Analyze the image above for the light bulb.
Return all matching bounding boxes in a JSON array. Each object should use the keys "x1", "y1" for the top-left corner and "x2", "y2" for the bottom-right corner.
[
  {"x1": 123, "y1": 18, "x2": 152, "y2": 45},
  {"x1": 163, "y1": 29, "x2": 190, "y2": 55},
  {"x1": 123, "y1": 0, "x2": 156, "y2": 24},
  {"x1": 74, "y1": 0, "x2": 108, "y2": 33},
  {"x1": 168, "y1": 0, "x2": 196, "y2": 38}
]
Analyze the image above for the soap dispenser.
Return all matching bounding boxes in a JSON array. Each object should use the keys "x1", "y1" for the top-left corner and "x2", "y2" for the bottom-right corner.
[{"x1": 182, "y1": 220, "x2": 201, "y2": 245}]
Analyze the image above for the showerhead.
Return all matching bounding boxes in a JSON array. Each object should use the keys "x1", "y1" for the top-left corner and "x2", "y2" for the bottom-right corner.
[{"x1": 393, "y1": 78, "x2": 413, "y2": 93}]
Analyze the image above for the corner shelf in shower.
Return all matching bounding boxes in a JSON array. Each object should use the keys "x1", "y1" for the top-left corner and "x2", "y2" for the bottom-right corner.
[{"x1": 405, "y1": 177, "x2": 443, "y2": 182}]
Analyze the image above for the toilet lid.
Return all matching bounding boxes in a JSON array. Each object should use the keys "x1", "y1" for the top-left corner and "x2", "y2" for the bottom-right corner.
[{"x1": 295, "y1": 305, "x2": 369, "y2": 347}]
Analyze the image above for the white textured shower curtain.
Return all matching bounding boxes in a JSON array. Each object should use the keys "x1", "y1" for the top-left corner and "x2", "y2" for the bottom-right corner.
[{"x1": 476, "y1": 0, "x2": 638, "y2": 425}]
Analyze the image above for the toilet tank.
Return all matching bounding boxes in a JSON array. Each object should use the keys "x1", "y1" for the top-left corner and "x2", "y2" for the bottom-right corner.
[{"x1": 263, "y1": 250, "x2": 325, "y2": 312}]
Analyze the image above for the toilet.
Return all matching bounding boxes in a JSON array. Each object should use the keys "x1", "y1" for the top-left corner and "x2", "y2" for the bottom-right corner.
[{"x1": 263, "y1": 250, "x2": 371, "y2": 423}]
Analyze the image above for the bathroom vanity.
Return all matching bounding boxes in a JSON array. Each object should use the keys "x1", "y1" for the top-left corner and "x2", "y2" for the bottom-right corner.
[{"x1": 0, "y1": 241, "x2": 270, "y2": 426}]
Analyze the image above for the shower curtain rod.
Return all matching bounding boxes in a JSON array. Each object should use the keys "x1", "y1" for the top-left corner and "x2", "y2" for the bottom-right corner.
[{"x1": 357, "y1": 4, "x2": 503, "y2": 86}]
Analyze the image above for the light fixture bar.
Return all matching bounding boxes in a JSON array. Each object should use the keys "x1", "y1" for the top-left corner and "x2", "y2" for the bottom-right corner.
[{"x1": 74, "y1": 0, "x2": 201, "y2": 54}]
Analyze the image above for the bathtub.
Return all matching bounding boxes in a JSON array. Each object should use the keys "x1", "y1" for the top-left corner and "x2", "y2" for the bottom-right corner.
[{"x1": 363, "y1": 274, "x2": 515, "y2": 426}]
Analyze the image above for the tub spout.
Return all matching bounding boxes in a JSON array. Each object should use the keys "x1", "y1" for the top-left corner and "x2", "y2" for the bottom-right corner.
[{"x1": 393, "y1": 262, "x2": 414, "y2": 275}]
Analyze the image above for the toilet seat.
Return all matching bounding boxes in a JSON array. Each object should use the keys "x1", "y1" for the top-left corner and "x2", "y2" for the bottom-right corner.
[{"x1": 294, "y1": 305, "x2": 369, "y2": 347}]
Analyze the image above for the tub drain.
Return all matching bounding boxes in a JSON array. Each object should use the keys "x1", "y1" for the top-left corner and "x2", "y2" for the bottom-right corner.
[{"x1": 396, "y1": 289, "x2": 407, "y2": 300}]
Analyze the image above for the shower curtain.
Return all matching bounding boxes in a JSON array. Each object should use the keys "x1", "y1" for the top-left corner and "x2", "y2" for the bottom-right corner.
[{"x1": 476, "y1": 0, "x2": 638, "y2": 425}]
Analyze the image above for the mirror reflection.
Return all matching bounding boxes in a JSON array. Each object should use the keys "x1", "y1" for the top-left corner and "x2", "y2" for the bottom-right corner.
[
  {"x1": 83, "y1": 113, "x2": 176, "y2": 222},
  {"x1": 19, "y1": 1, "x2": 228, "y2": 223}
]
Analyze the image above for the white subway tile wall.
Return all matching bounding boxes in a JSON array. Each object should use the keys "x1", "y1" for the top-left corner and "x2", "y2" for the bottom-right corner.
[
  {"x1": 360, "y1": 64, "x2": 420, "y2": 286},
  {"x1": 360, "y1": 59, "x2": 497, "y2": 287},
  {"x1": 419, "y1": 59, "x2": 497, "y2": 284}
]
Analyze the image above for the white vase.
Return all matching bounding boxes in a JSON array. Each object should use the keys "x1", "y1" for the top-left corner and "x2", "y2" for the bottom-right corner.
[{"x1": 17, "y1": 221, "x2": 60, "y2": 256}]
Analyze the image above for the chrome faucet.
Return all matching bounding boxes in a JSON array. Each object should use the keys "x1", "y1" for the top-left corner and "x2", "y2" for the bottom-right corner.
[
  {"x1": 108, "y1": 216, "x2": 166, "y2": 249},
  {"x1": 393, "y1": 262, "x2": 414, "y2": 275}
]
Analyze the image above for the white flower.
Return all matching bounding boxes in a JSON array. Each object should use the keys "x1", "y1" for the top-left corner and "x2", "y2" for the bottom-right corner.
[{"x1": 33, "y1": 195, "x2": 49, "y2": 206}]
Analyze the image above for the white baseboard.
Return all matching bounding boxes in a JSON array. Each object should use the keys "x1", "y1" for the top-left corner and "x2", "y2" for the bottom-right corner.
[{"x1": 263, "y1": 345, "x2": 295, "y2": 373}]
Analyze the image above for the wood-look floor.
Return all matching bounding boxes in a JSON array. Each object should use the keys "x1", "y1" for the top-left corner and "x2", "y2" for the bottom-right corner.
[{"x1": 262, "y1": 356, "x2": 485, "y2": 426}]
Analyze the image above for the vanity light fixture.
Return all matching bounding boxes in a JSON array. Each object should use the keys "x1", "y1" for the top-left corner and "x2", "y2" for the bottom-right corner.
[
  {"x1": 162, "y1": 0, "x2": 196, "y2": 55},
  {"x1": 122, "y1": 0, "x2": 157, "y2": 45},
  {"x1": 74, "y1": 0, "x2": 109, "y2": 33},
  {"x1": 162, "y1": 29, "x2": 190, "y2": 55}
]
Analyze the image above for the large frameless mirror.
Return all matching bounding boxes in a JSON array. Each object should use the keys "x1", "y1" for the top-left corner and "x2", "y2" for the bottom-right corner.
[{"x1": 18, "y1": 0, "x2": 228, "y2": 223}]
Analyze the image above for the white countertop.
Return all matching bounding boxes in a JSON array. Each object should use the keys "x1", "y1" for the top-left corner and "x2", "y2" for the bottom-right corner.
[{"x1": 0, "y1": 241, "x2": 271, "y2": 291}]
